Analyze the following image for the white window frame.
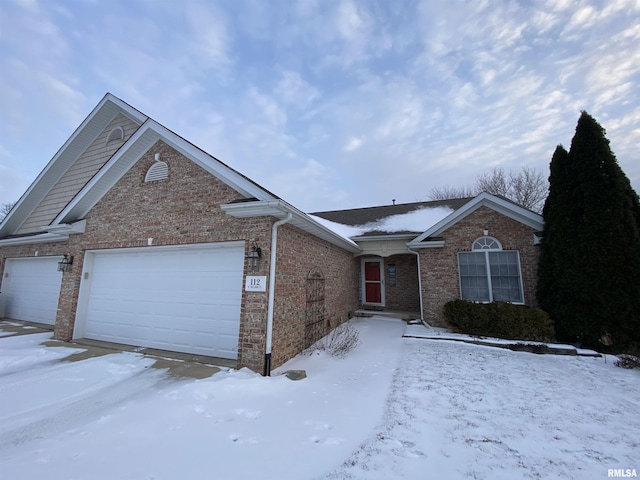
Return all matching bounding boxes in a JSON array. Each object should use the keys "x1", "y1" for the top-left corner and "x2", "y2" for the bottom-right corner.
[{"x1": 457, "y1": 236, "x2": 525, "y2": 304}]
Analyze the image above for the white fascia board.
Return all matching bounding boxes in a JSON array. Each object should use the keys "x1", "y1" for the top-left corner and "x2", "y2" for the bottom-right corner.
[
  {"x1": 54, "y1": 122, "x2": 160, "y2": 224},
  {"x1": 102, "y1": 93, "x2": 148, "y2": 124},
  {"x1": 147, "y1": 120, "x2": 274, "y2": 201},
  {"x1": 409, "y1": 193, "x2": 543, "y2": 246},
  {"x1": 351, "y1": 233, "x2": 417, "y2": 242},
  {"x1": 407, "y1": 240, "x2": 445, "y2": 249},
  {"x1": 54, "y1": 116, "x2": 279, "y2": 224},
  {"x1": 42, "y1": 219, "x2": 87, "y2": 234},
  {"x1": 220, "y1": 200, "x2": 288, "y2": 218},
  {"x1": 0, "y1": 94, "x2": 147, "y2": 237},
  {"x1": 0, "y1": 232, "x2": 70, "y2": 247},
  {"x1": 222, "y1": 200, "x2": 362, "y2": 253}
]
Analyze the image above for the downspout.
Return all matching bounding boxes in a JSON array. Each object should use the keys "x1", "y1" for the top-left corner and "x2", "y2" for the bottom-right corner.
[
  {"x1": 407, "y1": 247, "x2": 425, "y2": 324},
  {"x1": 264, "y1": 213, "x2": 293, "y2": 376}
]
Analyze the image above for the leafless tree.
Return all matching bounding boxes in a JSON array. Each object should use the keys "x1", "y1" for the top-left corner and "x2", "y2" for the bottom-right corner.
[
  {"x1": 428, "y1": 167, "x2": 547, "y2": 213},
  {"x1": 1, "y1": 201, "x2": 16, "y2": 222}
]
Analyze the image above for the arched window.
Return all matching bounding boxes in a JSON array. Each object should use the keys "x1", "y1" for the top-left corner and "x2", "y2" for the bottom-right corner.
[
  {"x1": 472, "y1": 236, "x2": 502, "y2": 250},
  {"x1": 458, "y1": 237, "x2": 524, "y2": 303}
]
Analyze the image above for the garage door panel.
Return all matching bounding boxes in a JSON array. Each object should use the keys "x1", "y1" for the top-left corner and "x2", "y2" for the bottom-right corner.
[
  {"x1": 1, "y1": 257, "x2": 63, "y2": 325},
  {"x1": 82, "y1": 244, "x2": 244, "y2": 359}
]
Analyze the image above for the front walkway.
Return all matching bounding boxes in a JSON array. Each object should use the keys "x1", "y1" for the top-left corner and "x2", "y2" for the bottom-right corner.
[{"x1": 354, "y1": 309, "x2": 421, "y2": 321}]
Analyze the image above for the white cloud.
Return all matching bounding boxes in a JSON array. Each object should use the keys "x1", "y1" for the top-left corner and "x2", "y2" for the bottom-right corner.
[
  {"x1": 342, "y1": 137, "x2": 363, "y2": 152},
  {"x1": 1, "y1": 0, "x2": 638, "y2": 214},
  {"x1": 565, "y1": 5, "x2": 599, "y2": 31},
  {"x1": 274, "y1": 70, "x2": 320, "y2": 108},
  {"x1": 248, "y1": 87, "x2": 287, "y2": 127},
  {"x1": 184, "y1": 2, "x2": 231, "y2": 68}
]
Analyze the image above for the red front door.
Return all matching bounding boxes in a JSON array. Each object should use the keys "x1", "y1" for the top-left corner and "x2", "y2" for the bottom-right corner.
[{"x1": 363, "y1": 259, "x2": 384, "y2": 305}]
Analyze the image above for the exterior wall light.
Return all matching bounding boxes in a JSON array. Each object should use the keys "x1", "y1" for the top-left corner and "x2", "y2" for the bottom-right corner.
[
  {"x1": 247, "y1": 244, "x2": 262, "y2": 270},
  {"x1": 58, "y1": 254, "x2": 74, "y2": 273}
]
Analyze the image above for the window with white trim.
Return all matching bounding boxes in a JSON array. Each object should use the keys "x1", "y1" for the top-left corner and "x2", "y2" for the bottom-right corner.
[{"x1": 458, "y1": 236, "x2": 524, "y2": 303}]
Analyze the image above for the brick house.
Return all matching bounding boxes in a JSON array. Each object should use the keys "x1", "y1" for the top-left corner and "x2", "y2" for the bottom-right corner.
[
  {"x1": 0, "y1": 93, "x2": 543, "y2": 374},
  {"x1": 313, "y1": 193, "x2": 544, "y2": 327}
]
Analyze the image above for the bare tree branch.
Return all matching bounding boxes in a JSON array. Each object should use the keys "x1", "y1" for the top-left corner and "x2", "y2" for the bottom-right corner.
[
  {"x1": 428, "y1": 185, "x2": 477, "y2": 201},
  {"x1": 1, "y1": 201, "x2": 16, "y2": 222},
  {"x1": 428, "y1": 167, "x2": 547, "y2": 213}
]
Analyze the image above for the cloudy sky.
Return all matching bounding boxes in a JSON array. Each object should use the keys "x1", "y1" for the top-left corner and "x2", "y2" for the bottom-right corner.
[{"x1": 0, "y1": 0, "x2": 638, "y2": 213}]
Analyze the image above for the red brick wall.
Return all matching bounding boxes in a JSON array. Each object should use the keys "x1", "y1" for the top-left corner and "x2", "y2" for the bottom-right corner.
[
  {"x1": 270, "y1": 223, "x2": 359, "y2": 368},
  {"x1": 420, "y1": 206, "x2": 540, "y2": 327},
  {"x1": 1, "y1": 141, "x2": 274, "y2": 371},
  {"x1": 1, "y1": 140, "x2": 362, "y2": 373},
  {"x1": 382, "y1": 255, "x2": 420, "y2": 311}
]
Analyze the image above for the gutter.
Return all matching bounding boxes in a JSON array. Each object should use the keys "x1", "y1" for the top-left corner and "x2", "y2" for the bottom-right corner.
[
  {"x1": 264, "y1": 213, "x2": 293, "y2": 376},
  {"x1": 0, "y1": 220, "x2": 86, "y2": 247},
  {"x1": 407, "y1": 246, "x2": 425, "y2": 323}
]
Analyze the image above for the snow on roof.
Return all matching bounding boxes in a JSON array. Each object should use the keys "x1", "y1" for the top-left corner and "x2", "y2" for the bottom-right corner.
[{"x1": 309, "y1": 206, "x2": 453, "y2": 239}]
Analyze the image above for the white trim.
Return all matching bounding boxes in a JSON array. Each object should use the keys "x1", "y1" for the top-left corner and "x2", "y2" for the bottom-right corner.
[
  {"x1": 222, "y1": 200, "x2": 361, "y2": 253},
  {"x1": 457, "y1": 249, "x2": 525, "y2": 304},
  {"x1": 54, "y1": 119, "x2": 279, "y2": 226},
  {"x1": 361, "y1": 257, "x2": 385, "y2": 306},
  {"x1": 472, "y1": 236, "x2": 502, "y2": 251},
  {"x1": 0, "y1": 94, "x2": 146, "y2": 237},
  {"x1": 351, "y1": 233, "x2": 417, "y2": 241},
  {"x1": 409, "y1": 193, "x2": 544, "y2": 246},
  {"x1": 406, "y1": 240, "x2": 445, "y2": 249},
  {"x1": 0, "y1": 232, "x2": 70, "y2": 246}
]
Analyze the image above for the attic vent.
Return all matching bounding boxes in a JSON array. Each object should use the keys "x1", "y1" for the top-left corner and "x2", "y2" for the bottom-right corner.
[
  {"x1": 145, "y1": 161, "x2": 169, "y2": 182},
  {"x1": 106, "y1": 126, "x2": 124, "y2": 144}
]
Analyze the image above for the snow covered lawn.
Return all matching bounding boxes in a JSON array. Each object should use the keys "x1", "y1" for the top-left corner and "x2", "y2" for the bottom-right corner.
[{"x1": 0, "y1": 318, "x2": 638, "y2": 480}]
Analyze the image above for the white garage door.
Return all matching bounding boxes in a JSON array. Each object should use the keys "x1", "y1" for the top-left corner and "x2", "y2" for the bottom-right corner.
[
  {"x1": 79, "y1": 243, "x2": 244, "y2": 359},
  {"x1": 0, "y1": 257, "x2": 63, "y2": 325}
]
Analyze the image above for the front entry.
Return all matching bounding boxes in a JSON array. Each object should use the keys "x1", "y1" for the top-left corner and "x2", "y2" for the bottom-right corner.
[{"x1": 362, "y1": 258, "x2": 385, "y2": 306}]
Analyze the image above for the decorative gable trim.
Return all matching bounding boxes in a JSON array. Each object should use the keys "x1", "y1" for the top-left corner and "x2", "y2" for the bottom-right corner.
[
  {"x1": 408, "y1": 193, "x2": 544, "y2": 246},
  {"x1": 0, "y1": 93, "x2": 146, "y2": 237},
  {"x1": 53, "y1": 119, "x2": 278, "y2": 225}
]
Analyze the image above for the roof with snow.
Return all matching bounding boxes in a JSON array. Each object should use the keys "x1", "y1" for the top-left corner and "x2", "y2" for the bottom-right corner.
[{"x1": 311, "y1": 198, "x2": 471, "y2": 237}]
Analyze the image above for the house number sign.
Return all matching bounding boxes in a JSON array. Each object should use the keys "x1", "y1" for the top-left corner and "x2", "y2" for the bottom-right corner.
[{"x1": 245, "y1": 276, "x2": 267, "y2": 292}]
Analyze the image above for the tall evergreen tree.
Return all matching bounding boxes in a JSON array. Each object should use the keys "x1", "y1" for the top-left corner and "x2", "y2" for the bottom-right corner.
[{"x1": 537, "y1": 112, "x2": 640, "y2": 350}]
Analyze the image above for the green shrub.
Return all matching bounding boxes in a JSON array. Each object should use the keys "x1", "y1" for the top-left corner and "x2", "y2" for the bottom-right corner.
[{"x1": 443, "y1": 300, "x2": 555, "y2": 342}]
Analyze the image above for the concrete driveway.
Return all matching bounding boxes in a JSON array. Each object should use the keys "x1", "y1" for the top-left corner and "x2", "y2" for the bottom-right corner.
[{"x1": 0, "y1": 319, "x2": 230, "y2": 379}]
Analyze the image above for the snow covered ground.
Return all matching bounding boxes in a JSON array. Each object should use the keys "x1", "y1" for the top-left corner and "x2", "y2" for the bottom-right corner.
[{"x1": 0, "y1": 317, "x2": 638, "y2": 480}]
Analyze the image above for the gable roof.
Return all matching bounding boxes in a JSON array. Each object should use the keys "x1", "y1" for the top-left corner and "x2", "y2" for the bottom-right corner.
[
  {"x1": 309, "y1": 193, "x2": 544, "y2": 246},
  {"x1": 0, "y1": 93, "x2": 361, "y2": 253},
  {"x1": 0, "y1": 94, "x2": 147, "y2": 237},
  {"x1": 408, "y1": 192, "x2": 544, "y2": 246}
]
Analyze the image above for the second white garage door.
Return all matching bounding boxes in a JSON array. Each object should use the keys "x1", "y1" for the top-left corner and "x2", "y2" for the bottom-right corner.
[
  {"x1": 0, "y1": 256, "x2": 63, "y2": 325},
  {"x1": 78, "y1": 242, "x2": 245, "y2": 359}
]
